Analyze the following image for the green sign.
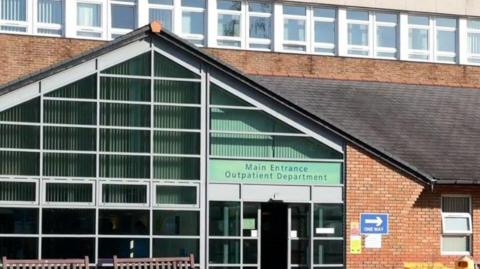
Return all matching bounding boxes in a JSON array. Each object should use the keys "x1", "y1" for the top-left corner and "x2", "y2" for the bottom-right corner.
[{"x1": 209, "y1": 160, "x2": 342, "y2": 185}]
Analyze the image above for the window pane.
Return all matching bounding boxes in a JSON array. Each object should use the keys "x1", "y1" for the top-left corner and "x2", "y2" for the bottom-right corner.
[
  {"x1": 154, "y1": 52, "x2": 200, "y2": 78},
  {"x1": 154, "y1": 106, "x2": 200, "y2": 129},
  {"x1": 43, "y1": 153, "x2": 96, "y2": 177},
  {"x1": 0, "y1": 181, "x2": 35, "y2": 202},
  {"x1": 153, "y1": 156, "x2": 200, "y2": 180},
  {"x1": 377, "y1": 26, "x2": 396, "y2": 48},
  {"x1": 100, "y1": 129, "x2": 150, "y2": 153},
  {"x1": 217, "y1": 0, "x2": 240, "y2": 11},
  {"x1": 284, "y1": 19, "x2": 305, "y2": 41},
  {"x1": 99, "y1": 210, "x2": 149, "y2": 235},
  {"x1": 0, "y1": 124, "x2": 40, "y2": 149},
  {"x1": 468, "y1": 19, "x2": 480, "y2": 29},
  {"x1": 376, "y1": 12, "x2": 397, "y2": 23},
  {"x1": 153, "y1": 239, "x2": 199, "y2": 259},
  {"x1": 112, "y1": 4, "x2": 135, "y2": 29},
  {"x1": 243, "y1": 240, "x2": 257, "y2": 264},
  {"x1": 0, "y1": 152, "x2": 39, "y2": 176},
  {"x1": 442, "y1": 197, "x2": 470, "y2": 213},
  {"x1": 38, "y1": 0, "x2": 62, "y2": 24},
  {"x1": 45, "y1": 183, "x2": 93, "y2": 203},
  {"x1": 101, "y1": 77, "x2": 150, "y2": 102},
  {"x1": 0, "y1": 208, "x2": 38, "y2": 234},
  {"x1": 44, "y1": 100, "x2": 96, "y2": 125},
  {"x1": 154, "y1": 131, "x2": 200, "y2": 154},
  {"x1": 347, "y1": 10, "x2": 368, "y2": 21},
  {"x1": 210, "y1": 83, "x2": 253, "y2": 106},
  {"x1": 315, "y1": 21, "x2": 335, "y2": 44},
  {"x1": 249, "y1": 16, "x2": 271, "y2": 39},
  {"x1": 77, "y1": 3, "x2": 101, "y2": 27},
  {"x1": 182, "y1": 11, "x2": 203, "y2": 35},
  {"x1": 100, "y1": 155, "x2": 150, "y2": 178},
  {"x1": 291, "y1": 239, "x2": 309, "y2": 265},
  {"x1": 442, "y1": 236, "x2": 469, "y2": 252},
  {"x1": 468, "y1": 33, "x2": 480, "y2": 54},
  {"x1": 437, "y1": 30, "x2": 456, "y2": 52},
  {"x1": 154, "y1": 80, "x2": 201, "y2": 104},
  {"x1": 218, "y1": 14, "x2": 240, "y2": 37},
  {"x1": 437, "y1": 17, "x2": 456, "y2": 28},
  {"x1": 314, "y1": 7, "x2": 335, "y2": 18},
  {"x1": 314, "y1": 204, "x2": 343, "y2": 237},
  {"x1": 102, "y1": 184, "x2": 147, "y2": 204},
  {"x1": 0, "y1": 238, "x2": 37, "y2": 259},
  {"x1": 46, "y1": 75, "x2": 96, "y2": 99},
  {"x1": 409, "y1": 15, "x2": 429, "y2": 25},
  {"x1": 149, "y1": 0, "x2": 172, "y2": 4},
  {"x1": 249, "y1": 3, "x2": 271, "y2": 13},
  {"x1": 314, "y1": 240, "x2": 343, "y2": 264},
  {"x1": 283, "y1": 5, "x2": 305, "y2": 16},
  {"x1": 348, "y1": 24, "x2": 368, "y2": 46},
  {"x1": 1, "y1": 0, "x2": 26, "y2": 21},
  {"x1": 153, "y1": 210, "x2": 199, "y2": 235},
  {"x1": 209, "y1": 239, "x2": 240, "y2": 264},
  {"x1": 182, "y1": 0, "x2": 204, "y2": 8},
  {"x1": 444, "y1": 216, "x2": 470, "y2": 232},
  {"x1": 98, "y1": 238, "x2": 149, "y2": 258},
  {"x1": 42, "y1": 209, "x2": 95, "y2": 234},
  {"x1": 44, "y1": 127, "x2": 96, "y2": 151},
  {"x1": 156, "y1": 185, "x2": 197, "y2": 205},
  {"x1": 0, "y1": 98, "x2": 40, "y2": 123},
  {"x1": 409, "y1": 28, "x2": 429, "y2": 50},
  {"x1": 100, "y1": 103, "x2": 150, "y2": 127},
  {"x1": 42, "y1": 238, "x2": 95, "y2": 261},
  {"x1": 103, "y1": 52, "x2": 151, "y2": 76},
  {"x1": 149, "y1": 8, "x2": 172, "y2": 30},
  {"x1": 209, "y1": 201, "x2": 240, "y2": 236}
]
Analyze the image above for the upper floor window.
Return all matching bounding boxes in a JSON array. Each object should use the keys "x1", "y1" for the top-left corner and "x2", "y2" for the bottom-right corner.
[
  {"x1": 37, "y1": 0, "x2": 63, "y2": 36},
  {"x1": 283, "y1": 5, "x2": 306, "y2": 52},
  {"x1": 181, "y1": 0, "x2": 205, "y2": 46},
  {"x1": 467, "y1": 19, "x2": 480, "y2": 64},
  {"x1": 110, "y1": 0, "x2": 136, "y2": 39},
  {"x1": 77, "y1": 1, "x2": 102, "y2": 38},
  {"x1": 347, "y1": 10, "x2": 369, "y2": 56},
  {"x1": 313, "y1": 7, "x2": 336, "y2": 55},
  {"x1": 375, "y1": 12, "x2": 397, "y2": 58},
  {"x1": 216, "y1": 0, "x2": 241, "y2": 47},
  {"x1": 248, "y1": 2, "x2": 271, "y2": 50},
  {"x1": 0, "y1": 0, "x2": 28, "y2": 32},
  {"x1": 408, "y1": 15, "x2": 457, "y2": 63},
  {"x1": 441, "y1": 196, "x2": 471, "y2": 255},
  {"x1": 149, "y1": 0, "x2": 173, "y2": 31}
]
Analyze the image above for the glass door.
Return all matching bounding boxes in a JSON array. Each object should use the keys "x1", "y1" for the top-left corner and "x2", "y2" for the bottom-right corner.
[{"x1": 288, "y1": 204, "x2": 310, "y2": 269}]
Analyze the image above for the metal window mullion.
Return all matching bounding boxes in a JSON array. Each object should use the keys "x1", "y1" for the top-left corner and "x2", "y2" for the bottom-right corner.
[
  {"x1": 199, "y1": 61, "x2": 208, "y2": 268},
  {"x1": 310, "y1": 202, "x2": 314, "y2": 269},
  {"x1": 38, "y1": 79, "x2": 44, "y2": 259},
  {"x1": 149, "y1": 47, "x2": 154, "y2": 258},
  {"x1": 95, "y1": 59, "x2": 100, "y2": 264},
  {"x1": 287, "y1": 206, "x2": 291, "y2": 269}
]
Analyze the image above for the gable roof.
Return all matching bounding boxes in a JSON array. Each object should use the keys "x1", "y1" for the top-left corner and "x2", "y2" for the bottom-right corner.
[{"x1": 3, "y1": 23, "x2": 474, "y2": 185}]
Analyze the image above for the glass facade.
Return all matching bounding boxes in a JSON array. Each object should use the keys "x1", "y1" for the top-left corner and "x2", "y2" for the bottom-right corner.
[{"x1": 0, "y1": 43, "x2": 344, "y2": 268}]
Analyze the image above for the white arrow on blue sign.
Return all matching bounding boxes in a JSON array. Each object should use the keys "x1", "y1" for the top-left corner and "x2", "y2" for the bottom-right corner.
[{"x1": 360, "y1": 213, "x2": 389, "y2": 235}]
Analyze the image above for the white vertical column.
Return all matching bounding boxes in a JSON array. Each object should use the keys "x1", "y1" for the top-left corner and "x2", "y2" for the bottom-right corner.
[
  {"x1": 172, "y1": 0, "x2": 181, "y2": 34},
  {"x1": 337, "y1": 7, "x2": 347, "y2": 56},
  {"x1": 104, "y1": 0, "x2": 110, "y2": 40},
  {"x1": 399, "y1": 13, "x2": 409, "y2": 60},
  {"x1": 272, "y1": 2, "x2": 283, "y2": 52},
  {"x1": 30, "y1": 0, "x2": 37, "y2": 34},
  {"x1": 240, "y1": 0, "x2": 247, "y2": 49},
  {"x1": 458, "y1": 17, "x2": 468, "y2": 65},
  {"x1": 138, "y1": 0, "x2": 149, "y2": 27},
  {"x1": 65, "y1": 0, "x2": 76, "y2": 38},
  {"x1": 207, "y1": 0, "x2": 217, "y2": 47},
  {"x1": 305, "y1": 6, "x2": 313, "y2": 54}
]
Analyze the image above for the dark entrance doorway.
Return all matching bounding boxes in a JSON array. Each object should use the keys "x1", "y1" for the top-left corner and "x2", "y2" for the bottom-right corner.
[{"x1": 261, "y1": 202, "x2": 288, "y2": 269}]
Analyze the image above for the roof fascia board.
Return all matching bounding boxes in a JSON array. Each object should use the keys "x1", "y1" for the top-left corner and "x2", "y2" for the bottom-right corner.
[
  {"x1": 0, "y1": 82, "x2": 40, "y2": 111},
  {"x1": 97, "y1": 39, "x2": 151, "y2": 71},
  {"x1": 152, "y1": 40, "x2": 203, "y2": 77},
  {"x1": 42, "y1": 59, "x2": 96, "y2": 94}
]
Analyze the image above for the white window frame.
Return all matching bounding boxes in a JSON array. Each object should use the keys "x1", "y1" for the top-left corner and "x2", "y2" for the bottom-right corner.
[
  {"x1": 215, "y1": 0, "x2": 243, "y2": 48},
  {"x1": 440, "y1": 195, "x2": 472, "y2": 256},
  {"x1": 0, "y1": 0, "x2": 31, "y2": 34},
  {"x1": 179, "y1": 0, "x2": 206, "y2": 46},
  {"x1": 346, "y1": 9, "x2": 370, "y2": 57},
  {"x1": 108, "y1": 0, "x2": 136, "y2": 39},
  {"x1": 153, "y1": 182, "x2": 199, "y2": 208},
  {"x1": 34, "y1": 0, "x2": 64, "y2": 37},
  {"x1": 246, "y1": 1, "x2": 272, "y2": 51},
  {"x1": 42, "y1": 179, "x2": 96, "y2": 206},
  {"x1": 75, "y1": 0, "x2": 104, "y2": 39},
  {"x1": 148, "y1": 0, "x2": 174, "y2": 31},
  {"x1": 99, "y1": 180, "x2": 150, "y2": 207},
  {"x1": 0, "y1": 178, "x2": 38, "y2": 206},
  {"x1": 374, "y1": 12, "x2": 398, "y2": 59},
  {"x1": 311, "y1": 6, "x2": 336, "y2": 56},
  {"x1": 282, "y1": 4, "x2": 308, "y2": 52},
  {"x1": 407, "y1": 14, "x2": 431, "y2": 61},
  {"x1": 466, "y1": 19, "x2": 480, "y2": 64},
  {"x1": 434, "y1": 17, "x2": 457, "y2": 63}
]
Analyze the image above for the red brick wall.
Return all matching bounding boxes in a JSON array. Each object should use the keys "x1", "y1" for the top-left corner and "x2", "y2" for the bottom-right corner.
[
  {"x1": 346, "y1": 144, "x2": 479, "y2": 268},
  {"x1": 0, "y1": 34, "x2": 104, "y2": 85}
]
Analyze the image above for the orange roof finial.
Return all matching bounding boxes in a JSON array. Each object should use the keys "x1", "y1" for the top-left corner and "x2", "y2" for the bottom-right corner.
[{"x1": 150, "y1": 20, "x2": 162, "y2": 33}]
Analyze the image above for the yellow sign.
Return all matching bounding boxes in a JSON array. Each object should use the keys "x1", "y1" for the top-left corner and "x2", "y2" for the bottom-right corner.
[
  {"x1": 350, "y1": 235, "x2": 362, "y2": 254},
  {"x1": 403, "y1": 262, "x2": 452, "y2": 269}
]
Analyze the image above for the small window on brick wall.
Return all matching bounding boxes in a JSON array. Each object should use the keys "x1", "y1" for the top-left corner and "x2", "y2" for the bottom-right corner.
[{"x1": 441, "y1": 196, "x2": 472, "y2": 255}]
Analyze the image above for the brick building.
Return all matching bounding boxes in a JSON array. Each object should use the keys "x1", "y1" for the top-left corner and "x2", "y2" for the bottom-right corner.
[{"x1": 0, "y1": 1, "x2": 480, "y2": 269}]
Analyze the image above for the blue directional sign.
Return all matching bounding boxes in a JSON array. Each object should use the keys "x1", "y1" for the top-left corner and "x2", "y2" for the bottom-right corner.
[{"x1": 360, "y1": 213, "x2": 389, "y2": 235}]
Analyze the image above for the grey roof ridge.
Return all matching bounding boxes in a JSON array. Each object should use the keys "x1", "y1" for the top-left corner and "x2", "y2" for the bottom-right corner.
[{"x1": 0, "y1": 23, "x2": 436, "y2": 186}]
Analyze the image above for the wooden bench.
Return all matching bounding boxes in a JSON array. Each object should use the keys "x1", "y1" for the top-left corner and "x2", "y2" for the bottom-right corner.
[
  {"x1": 2, "y1": 257, "x2": 89, "y2": 269},
  {"x1": 113, "y1": 255, "x2": 195, "y2": 269}
]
